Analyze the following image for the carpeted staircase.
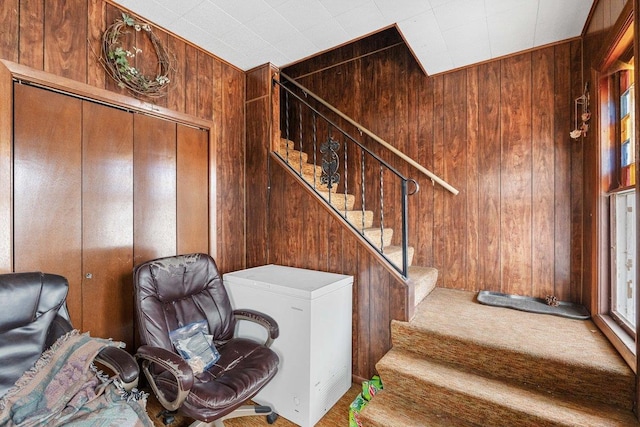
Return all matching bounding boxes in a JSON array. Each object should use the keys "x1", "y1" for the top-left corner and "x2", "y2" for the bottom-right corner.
[
  {"x1": 277, "y1": 138, "x2": 438, "y2": 309},
  {"x1": 359, "y1": 288, "x2": 639, "y2": 426}
]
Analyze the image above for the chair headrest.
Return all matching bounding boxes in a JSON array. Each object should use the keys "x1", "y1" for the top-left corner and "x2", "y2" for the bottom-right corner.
[
  {"x1": 139, "y1": 253, "x2": 216, "y2": 303},
  {"x1": 134, "y1": 253, "x2": 237, "y2": 349},
  {"x1": 0, "y1": 272, "x2": 69, "y2": 333}
]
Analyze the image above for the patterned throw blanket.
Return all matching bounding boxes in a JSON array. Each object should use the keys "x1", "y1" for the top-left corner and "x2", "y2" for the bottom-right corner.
[{"x1": 0, "y1": 330, "x2": 153, "y2": 427}]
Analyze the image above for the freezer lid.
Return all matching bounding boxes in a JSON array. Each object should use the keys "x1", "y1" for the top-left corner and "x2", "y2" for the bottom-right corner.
[{"x1": 223, "y1": 265, "x2": 353, "y2": 299}]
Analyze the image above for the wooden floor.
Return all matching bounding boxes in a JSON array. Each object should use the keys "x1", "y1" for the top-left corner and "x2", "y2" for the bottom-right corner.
[{"x1": 145, "y1": 383, "x2": 361, "y2": 426}]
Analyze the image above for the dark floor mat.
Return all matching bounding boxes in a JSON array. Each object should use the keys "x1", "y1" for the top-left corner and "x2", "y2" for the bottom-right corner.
[{"x1": 476, "y1": 290, "x2": 590, "y2": 320}]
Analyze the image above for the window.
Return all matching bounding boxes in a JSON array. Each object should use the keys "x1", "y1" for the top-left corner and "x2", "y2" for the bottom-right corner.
[
  {"x1": 610, "y1": 189, "x2": 636, "y2": 335},
  {"x1": 605, "y1": 54, "x2": 636, "y2": 341},
  {"x1": 596, "y1": 7, "x2": 637, "y2": 364},
  {"x1": 617, "y1": 66, "x2": 636, "y2": 188}
]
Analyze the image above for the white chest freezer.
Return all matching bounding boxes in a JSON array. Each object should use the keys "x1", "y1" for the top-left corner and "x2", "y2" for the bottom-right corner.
[{"x1": 223, "y1": 264, "x2": 353, "y2": 427}]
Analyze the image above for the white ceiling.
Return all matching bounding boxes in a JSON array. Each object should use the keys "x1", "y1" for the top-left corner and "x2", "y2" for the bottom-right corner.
[{"x1": 112, "y1": 0, "x2": 594, "y2": 75}]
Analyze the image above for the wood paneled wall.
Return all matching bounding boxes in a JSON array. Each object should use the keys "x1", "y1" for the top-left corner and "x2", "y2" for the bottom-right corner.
[
  {"x1": 0, "y1": 0, "x2": 246, "y2": 274},
  {"x1": 283, "y1": 30, "x2": 585, "y2": 303}
]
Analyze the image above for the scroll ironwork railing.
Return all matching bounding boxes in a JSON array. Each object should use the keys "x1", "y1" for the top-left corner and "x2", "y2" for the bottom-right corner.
[{"x1": 273, "y1": 74, "x2": 420, "y2": 277}]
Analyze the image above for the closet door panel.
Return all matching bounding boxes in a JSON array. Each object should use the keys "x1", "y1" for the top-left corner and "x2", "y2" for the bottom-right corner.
[
  {"x1": 133, "y1": 114, "x2": 177, "y2": 265},
  {"x1": 13, "y1": 84, "x2": 83, "y2": 325},
  {"x1": 177, "y1": 125, "x2": 209, "y2": 254},
  {"x1": 82, "y1": 101, "x2": 134, "y2": 347}
]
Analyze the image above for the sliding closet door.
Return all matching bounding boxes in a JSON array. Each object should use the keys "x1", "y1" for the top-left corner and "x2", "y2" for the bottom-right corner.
[
  {"x1": 82, "y1": 101, "x2": 134, "y2": 348},
  {"x1": 177, "y1": 124, "x2": 209, "y2": 254},
  {"x1": 13, "y1": 83, "x2": 83, "y2": 325},
  {"x1": 133, "y1": 114, "x2": 177, "y2": 266},
  {"x1": 13, "y1": 83, "x2": 210, "y2": 349}
]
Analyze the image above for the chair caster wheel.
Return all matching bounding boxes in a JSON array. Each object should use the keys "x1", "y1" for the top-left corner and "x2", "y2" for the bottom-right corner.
[
  {"x1": 157, "y1": 410, "x2": 176, "y2": 425},
  {"x1": 267, "y1": 412, "x2": 279, "y2": 424}
]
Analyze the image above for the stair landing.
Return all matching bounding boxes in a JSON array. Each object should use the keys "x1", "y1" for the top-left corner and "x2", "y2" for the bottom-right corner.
[{"x1": 361, "y1": 288, "x2": 638, "y2": 426}]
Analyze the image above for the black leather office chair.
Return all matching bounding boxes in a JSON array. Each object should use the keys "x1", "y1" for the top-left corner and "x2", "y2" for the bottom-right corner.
[
  {"x1": 133, "y1": 253, "x2": 280, "y2": 426},
  {"x1": 0, "y1": 271, "x2": 140, "y2": 397}
]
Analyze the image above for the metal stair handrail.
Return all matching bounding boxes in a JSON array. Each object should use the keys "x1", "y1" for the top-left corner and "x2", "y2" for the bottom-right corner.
[
  {"x1": 274, "y1": 76, "x2": 416, "y2": 276},
  {"x1": 279, "y1": 72, "x2": 459, "y2": 196}
]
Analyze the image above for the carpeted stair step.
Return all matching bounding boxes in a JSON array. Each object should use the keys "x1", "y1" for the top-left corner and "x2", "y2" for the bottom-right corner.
[
  {"x1": 345, "y1": 210, "x2": 374, "y2": 229},
  {"x1": 288, "y1": 160, "x2": 321, "y2": 177},
  {"x1": 362, "y1": 227, "x2": 393, "y2": 249},
  {"x1": 382, "y1": 245, "x2": 414, "y2": 269},
  {"x1": 368, "y1": 348, "x2": 638, "y2": 427},
  {"x1": 316, "y1": 191, "x2": 355, "y2": 211},
  {"x1": 300, "y1": 171, "x2": 338, "y2": 193},
  {"x1": 391, "y1": 288, "x2": 635, "y2": 411},
  {"x1": 407, "y1": 266, "x2": 438, "y2": 308},
  {"x1": 279, "y1": 137, "x2": 296, "y2": 149},
  {"x1": 277, "y1": 146, "x2": 308, "y2": 164},
  {"x1": 357, "y1": 389, "x2": 477, "y2": 427}
]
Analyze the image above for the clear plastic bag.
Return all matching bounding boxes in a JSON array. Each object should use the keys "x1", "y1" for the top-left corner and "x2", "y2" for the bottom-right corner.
[{"x1": 169, "y1": 320, "x2": 220, "y2": 374}]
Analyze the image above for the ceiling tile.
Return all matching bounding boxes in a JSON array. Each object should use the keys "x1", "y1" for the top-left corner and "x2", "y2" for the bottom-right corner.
[
  {"x1": 112, "y1": 0, "x2": 596, "y2": 73},
  {"x1": 318, "y1": 0, "x2": 374, "y2": 18},
  {"x1": 246, "y1": 8, "x2": 300, "y2": 44},
  {"x1": 218, "y1": 26, "x2": 271, "y2": 53},
  {"x1": 275, "y1": 31, "x2": 319, "y2": 60},
  {"x1": 398, "y1": 10, "x2": 447, "y2": 52},
  {"x1": 301, "y1": 18, "x2": 351, "y2": 51},
  {"x1": 151, "y1": 0, "x2": 204, "y2": 16},
  {"x1": 432, "y1": 0, "x2": 484, "y2": 32},
  {"x1": 429, "y1": 0, "x2": 456, "y2": 7},
  {"x1": 334, "y1": 2, "x2": 390, "y2": 38},
  {"x1": 487, "y1": 2, "x2": 537, "y2": 57},
  {"x1": 262, "y1": 0, "x2": 289, "y2": 7},
  {"x1": 249, "y1": 45, "x2": 291, "y2": 67},
  {"x1": 441, "y1": 18, "x2": 489, "y2": 53},
  {"x1": 207, "y1": 0, "x2": 273, "y2": 23},
  {"x1": 413, "y1": 45, "x2": 454, "y2": 75},
  {"x1": 112, "y1": 0, "x2": 179, "y2": 27},
  {"x1": 276, "y1": 0, "x2": 334, "y2": 32},
  {"x1": 167, "y1": 17, "x2": 216, "y2": 49},
  {"x1": 484, "y1": 0, "x2": 538, "y2": 16},
  {"x1": 535, "y1": 0, "x2": 593, "y2": 45},
  {"x1": 374, "y1": 0, "x2": 432, "y2": 22},
  {"x1": 449, "y1": 39, "x2": 492, "y2": 69},
  {"x1": 181, "y1": 1, "x2": 240, "y2": 38}
]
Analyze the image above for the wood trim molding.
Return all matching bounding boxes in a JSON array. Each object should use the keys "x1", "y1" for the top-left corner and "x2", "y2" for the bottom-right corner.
[
  {"x1": 634, "y1": 0, "x2": 640, "y2": 418},
  {"x1": 592, "y1": 314, "x2": 636, "y2": 371},
  {"x1": 1, "y1": 60, "x2": 213, "y2": 129},
  {"x1": 0, "y1": 63, "x2": 12, "y2": 272},
  {"x1": 595, "y1": 0, "x2": 634, "y2": 72}
]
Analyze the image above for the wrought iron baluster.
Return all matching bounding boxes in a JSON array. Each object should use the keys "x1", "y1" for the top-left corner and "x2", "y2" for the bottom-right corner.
[
  {"x1": 343, "y1": 139, "x2": 348, "y2": 216},
  {"x1": 312, "y1": 113, "x2": 317, "y2": 189},
  {"x1": 284, "y1": 90, "x2": 290, "y2": 162},
  {"x1": 298, "y1": 102, "x2": 303, "y2": 175},
  {"x1": 401, "y1": 179, "x2": 409, "y2": 277},
  {"x1": 360, "y1": 148, "x2": 365, "y2": 233},
  {"x1": 320, "y1": 131, "x2": 340, "y2": 193},
  {"x1": 379, "y1": 164, "x2": 385, "y2": 252}
]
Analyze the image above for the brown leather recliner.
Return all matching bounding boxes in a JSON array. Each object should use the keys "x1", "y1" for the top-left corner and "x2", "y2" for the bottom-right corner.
[
  {"x1": 0, "y1": 272, "x2": 140, "y2": 397},
  {"x1": 133, "y1": 253, "x2": 280, "y2": 426}
]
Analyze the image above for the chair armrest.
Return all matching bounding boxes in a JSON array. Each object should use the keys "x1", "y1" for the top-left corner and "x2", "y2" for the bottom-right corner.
[
  {"x1": 233, "y1": 309, "x2": 279, "y2": 347},
  {"x1": 95, "y1": 346, "x2": 140, "y2": 390},
  {"x1": 136, "y1": 345, "x2": 194, "y2": 411}
]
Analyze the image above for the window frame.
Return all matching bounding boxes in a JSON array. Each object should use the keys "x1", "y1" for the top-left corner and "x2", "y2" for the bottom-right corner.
[{"x1": 592, "y1": 0, "x2": 637, "y2": 372}]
